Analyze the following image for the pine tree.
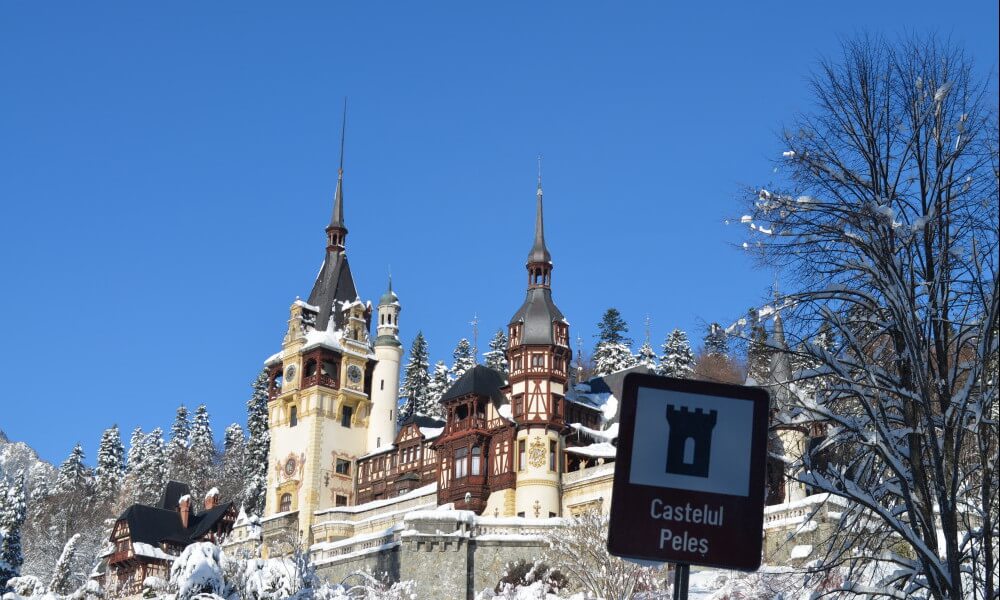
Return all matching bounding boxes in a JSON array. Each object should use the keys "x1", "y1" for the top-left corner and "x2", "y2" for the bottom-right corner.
[
  {"x1": 449, "y1": 338, "x2": 476, "y2": 381},
  {"x1": 596, "y1": 308, "x2": 631, "y2": 346},
  {"x1": 188, "y1": 404, "x2": 216, "y2": 502},
  {"x1": 243, "y1": 370, "x2": 270, "y2": 517},
  {"x1": 703, "y1": 322, "x2": 728, "y2": 357},
  {"x1": 94, "y1": 425, "x2": 125, "y2": 505},
  {"x1": 425, "y1": 361, "x2": 450, "y2": 419},
  {"x1": 0, "y1": 475, "x2": 26, "y2": 589},
  {"x1": 635, "y1": 341, "x2": 658, "y2": 371},
  {"x1": 125, "y1": 426, "x2": 146, "y2": 476},
  {"x1": 659, "y1": 329, "x2": 696, "y2": 379},
  {"x1": 398, "y1": 332, "x2": 431, "y2": 424},
  {"x1": 219, "y1": 424, "x2": 245, "y2": 507},
  {"x1": 141, "y1": 428, "x2": 168, "y2": 504},
  {"x1": 483, "y1": 329, "x2": 509, "y2": 375},
  {"x1": 48, "y1": 533, "x2": 80, "y2": 595},
  {"x1": 167, "y1": 405, "x2": 191, "y2": 483},
  {"x1": 592, "y1": 308, "x2": 636, "y2": 376},
  {"x1": 55, "y1": 444, "x2": 92, "y2": 496},
  {"x1": 746, "y1": 322, "x2": 773, "y2": 385}
]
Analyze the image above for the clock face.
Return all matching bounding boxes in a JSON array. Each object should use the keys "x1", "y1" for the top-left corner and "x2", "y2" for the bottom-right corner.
[
  {"x1": 347, "y1": 365, "x2": 362, "y2": 384},
  {"x1": 284, "y1": 364, "x2": 297, "y2": 381}
]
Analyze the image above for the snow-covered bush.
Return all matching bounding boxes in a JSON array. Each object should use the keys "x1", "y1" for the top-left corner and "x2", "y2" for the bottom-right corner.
[
  {"x1": 4, "y1": 576, "x2": 43, "y2": 597},
  {"x1": 170, "y1": 543, "x2": 233, "y2": 600},
  {"x1": 493, "y1": 560, "x2": 567, "y2": 597}
]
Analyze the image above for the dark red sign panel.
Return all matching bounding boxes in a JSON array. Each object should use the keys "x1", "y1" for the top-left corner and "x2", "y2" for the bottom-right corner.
[{"x1": 607, "y1": 373, "x2": 770, "y2": 571}]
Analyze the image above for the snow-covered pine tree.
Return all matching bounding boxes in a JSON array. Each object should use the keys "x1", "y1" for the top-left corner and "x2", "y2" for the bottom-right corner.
[
  {"x1": 140, "y1": 428, "x2": 168, "y2": 505},
  {"x1": 425, "y1": 361, "x2": 450, "y2": 419},
  {"x1": 0, "y1": 475, "x2": 26, "y2": 589},
  {"x1": 635, "y1": 341, "x2": 658, "y2": 371},
  {"x1": 592, "y1": 308, "x2": 637, "y2": 376},
  {"x1": 94, "y1": 425, "x2": 125, "y2": 505},
  {"x1": 745, "y1": 322, "x2": 772, "y2": 385},
  {"x1": 703, "y1": 322, "x2": 728, "y2": 357},
  {"x1": 243, "y1": 370, "x2": 270, "y2": 517},
  {"x1": 48, "y1": 533, "x2": 80, "y2": 595},
  {"x1": 659, "y1": 329, "x2": 695, "y2": 379},
  {"x1": 125, "y1": 426, "x2": 145, "y2": 476},
  {"x1": 55, "y1": 444, "x2": 91, "y2": 497},
  {"x1": 218, "y1": 423, "x2": 245, "y2": 508},
  {"x1": 483, "y1": 329, "x2": 509, "y2": 376},
  {"x1": 188, "y1": 404, "x2": 216, "y2": 503},
  {"x1": 449, "y1": 338, "x2": 475, "y2": 381},
  {"x1": 167, "y1": 405, "x2": 191, "y2": 483},
  {"x1": 398, "y1": 332, "x2": 431, "y2": 424}
]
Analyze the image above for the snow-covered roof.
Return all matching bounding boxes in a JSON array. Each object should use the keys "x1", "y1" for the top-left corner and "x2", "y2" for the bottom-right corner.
[
  {"x1": 568, "y1": 422, "x2": 619, "y2": 443},
  {"x1": 132, "y1": 542, "x2": 176, "y2": 562},
  {"x1": 293, "y1": 299, "x2": 320, "y2": 312},
  {"x1": 564, "y1": 442, "x2": 617, "y2": 459},
  {"x1": 418, "y1": 426, "x2": 444, "y2": 440}
]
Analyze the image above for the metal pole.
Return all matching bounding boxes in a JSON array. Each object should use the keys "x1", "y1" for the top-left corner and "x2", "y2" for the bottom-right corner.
[{"x1": 671, "y1": 563, "x2": 689, "y2": 600}]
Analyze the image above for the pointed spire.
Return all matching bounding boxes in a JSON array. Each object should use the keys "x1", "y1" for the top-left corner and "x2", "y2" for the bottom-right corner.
[
  {"x1": 326, "y1": 99, "x2": 349, "y2": 251},
  {"x1": 527, "y1": 154, "x2": 552, "y2": 266}
]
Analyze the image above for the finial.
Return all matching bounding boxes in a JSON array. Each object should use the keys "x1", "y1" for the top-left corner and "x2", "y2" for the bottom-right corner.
[
  {"x1": 644, "y1": 314, "x2": 652, "y2": 344},
  {"x1": 536, "y1": 153, "x2": 543, "y2": 194},
  {"x1": 339, "y1": 97, "x2": 347, "y2": 175}
]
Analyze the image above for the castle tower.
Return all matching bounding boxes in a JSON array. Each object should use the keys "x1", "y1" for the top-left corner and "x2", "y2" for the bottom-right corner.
[
  {"x1": 369, "y1": 278, "x2": 403, "y2": 451},
  {"x1": 507, "y1": 173, "x2": 572, "y2": 518},
  {"x1": 263, "y1": 113, "x2": 381, "y2": 541}
]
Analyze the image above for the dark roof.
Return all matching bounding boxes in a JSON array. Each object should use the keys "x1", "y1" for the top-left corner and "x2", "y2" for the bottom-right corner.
[
  {"x1": 157, "y1": 481, "x2": 191, "y2": 510},
  {"x1": 527, "y1": 188, "x2": 552, "y2": 265},
  {"x1": 329, "y1": 171, "x2": 346, "y2": 231},
  {"x1": 398, "y1": 414, "x2": 446, "y2": 429},
  {"x1": 586, "y1": 365, "x2": 653, "y2": 399},
  {"x1": 509, "y1": 287, "x2": 565, "y2": 345},
  {"x1": 307, "y1": 251, "x2": 359, "y2": 332},
  {"x1": 440, "y1": 365, "x2": 507, "y2": 404},
  {"x1": 118, "y1": 503, "x2": 234, "y2": 548}
]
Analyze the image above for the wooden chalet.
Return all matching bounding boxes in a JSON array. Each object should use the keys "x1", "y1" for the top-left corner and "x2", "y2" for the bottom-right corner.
[
  {"x1": 100, "y1": 482, "x2": 236, "y2": 597},
  {"x1": 355, "y1": 415, "x2": 443, "y2": 503}
]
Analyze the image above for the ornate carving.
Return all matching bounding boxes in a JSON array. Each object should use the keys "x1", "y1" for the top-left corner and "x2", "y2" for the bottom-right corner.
[
  {"x1": 528, "y1": 437, "x2": 546, "y2": 468},
  {"x1": 277, "y1": 452, "x2": 306, "y2": 482}
]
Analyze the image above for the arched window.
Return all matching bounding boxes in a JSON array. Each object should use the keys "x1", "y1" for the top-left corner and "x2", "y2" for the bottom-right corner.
[
  {"x1": 279, "y1": 493, "x2": 292, "y2": 513},
  {"x1": 289, "y1": 406, "x2": 298, "y2": 427},
  {"x1": 304, "y1": 360, "x2": 317, "y2": 377}
]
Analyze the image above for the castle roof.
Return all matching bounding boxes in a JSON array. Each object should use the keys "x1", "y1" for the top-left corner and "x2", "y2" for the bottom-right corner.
[
  {"x1": 527, "y1": 183, "x2": 551, "y2": 265},
  {"x1": 307, "y1": 252, "x2": 359, "y2": 332},
  {"x1": 440, "y1": 365, "x2": 507, "y2": 404},
  {"x1": 509, "y1": 287, "x2": 565, "y2": 345}
]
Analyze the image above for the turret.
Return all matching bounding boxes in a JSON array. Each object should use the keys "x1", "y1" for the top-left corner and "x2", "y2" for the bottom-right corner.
[{"x1": 369, "y1": 277, "x2": 403, "y2": 452}]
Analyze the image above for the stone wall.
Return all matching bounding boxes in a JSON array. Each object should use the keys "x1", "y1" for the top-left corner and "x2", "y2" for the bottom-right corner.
[{"x1": 314, "y1": 545, "x2": 401, "y2": 587}]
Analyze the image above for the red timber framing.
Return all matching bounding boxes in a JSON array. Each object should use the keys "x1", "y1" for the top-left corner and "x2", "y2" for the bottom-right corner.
[
  {"x1": 355, "y1": 420, "x2": 438, "y2": 504},
  {"x1": 432, "y1": 391, "x2": 516, "y2": 514},
  {"x1": 506, "y1": 341, "x2": 571, "y2": 430},
  {"x1": 300, "y1": 348, "x2": 341, "y2": 390}
]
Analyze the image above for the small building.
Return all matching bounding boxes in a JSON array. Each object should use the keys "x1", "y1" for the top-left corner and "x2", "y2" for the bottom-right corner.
[{"x1": 100, "y1": 482, "x2": 236, "y2": 598}]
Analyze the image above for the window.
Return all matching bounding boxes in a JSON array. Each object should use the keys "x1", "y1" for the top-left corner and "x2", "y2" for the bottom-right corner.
[
  {"x1": 335, "y1": 494, "x2": 348, "y2": 507},
  {"x1": 289, "y1": 406, "x2": 298, "y2": 427},
  {"x1": 549, "y1": 440, "x2": 557, "y2": 471},
  {"x1": 532, "y1": 354, "x2": 545, "y2": 368},
  {"x1": 518, "y1": 440, "x2": 526, "y2": 471},
  {"x1": 389, "y1": 409, "x2": 393, "y2": 422},
  {"x1": 471, "y1": 446, "x2": 482, "y2": 476},
  {"x1": 549, "y1": 512, "x2": 557, "y2": 518},
  {"x1": 336, "y1": 459, "x2": 351, "y2": 475},
  {"x1": 454, "y1": 447, "x2": 468, "y2": 479},
  {"x1": 380, "y1": 379, "x2": 384, "y2": 390},
  {"x1": 304, "y1": 360, "x2": 317, "y2": 377},
  {"x1": 279, "y1": 493, "x2": 292, "y2": 513},
  {"x1": 341, "y1": 405, "x2": 353, "y2": 427},
  {"x1": 517, "y1": 511, "x2": 525, "y2": 517}
]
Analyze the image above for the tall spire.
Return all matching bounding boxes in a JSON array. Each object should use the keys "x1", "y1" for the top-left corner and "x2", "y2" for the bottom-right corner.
[
  {"x1": 326, "y1": 99, "x2": 348, "y2": 252},
  {"x1": 527, "y1": 154, "x2": 552, "y2": 268}
]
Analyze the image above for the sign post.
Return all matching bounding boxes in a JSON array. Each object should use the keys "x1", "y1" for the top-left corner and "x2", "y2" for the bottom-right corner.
[{"x1": 608, "y1": 374, "x2": 770, "y2": 597}]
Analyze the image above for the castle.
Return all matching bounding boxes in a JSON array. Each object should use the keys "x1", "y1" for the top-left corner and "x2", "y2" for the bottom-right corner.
[{"x1": 218, "y1": 140, "x2": 839, "y2": 598}]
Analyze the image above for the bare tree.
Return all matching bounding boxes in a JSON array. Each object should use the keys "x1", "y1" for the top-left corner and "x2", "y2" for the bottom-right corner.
[
  {"x1": 738, "y1": 35, "x2": 998, "y2": 600},
  {"x1": 544, "y1": 510, "x2": 664, "y2": 600}
]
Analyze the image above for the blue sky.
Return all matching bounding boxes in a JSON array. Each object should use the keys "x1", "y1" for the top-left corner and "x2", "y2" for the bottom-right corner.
[{"x1": 1, "y1": 1, "x2": 997, "y2": 466}]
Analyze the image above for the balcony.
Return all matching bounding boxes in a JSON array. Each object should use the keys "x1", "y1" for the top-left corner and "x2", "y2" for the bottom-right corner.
[{"x1": 301, "y1": 373, "x2": 337, "y2": 389}]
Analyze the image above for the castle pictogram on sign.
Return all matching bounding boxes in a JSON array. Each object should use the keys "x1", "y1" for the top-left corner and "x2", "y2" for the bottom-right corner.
[{"x1": 665, "y1": 404, "x2": 717, "y2": 477}]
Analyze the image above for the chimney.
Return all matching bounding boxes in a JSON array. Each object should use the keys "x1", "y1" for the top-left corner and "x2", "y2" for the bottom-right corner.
[
  {"x1": 204, "y1": 487, "x2": 220, "y2": 511},
  {"x1": 178, "y1": 495, "x2": 191, "y2": 529}
]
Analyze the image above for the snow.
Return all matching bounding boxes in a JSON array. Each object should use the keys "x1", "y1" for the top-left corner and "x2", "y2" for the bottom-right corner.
[
  {"x1": 302, "y1": 327, "x2": 345, "y2": 352},
  {"x1": 564, "y1": 442, "x2": 616, "y2": 459},
  {"x1": 205, "y1": 487, "x2": 220, "y2": 498},
  {"x1": 782, "y1": 150, "x2": 796, "y2": 158},
  {"x1": 790, "y1": 544, "x2": 814, "y2": 559},
  {"x1": 497, "y1": 404, "x2": 513, "y2": 420},
  {"x1": 313, "y1": 483, "x2": 436, "y2": 516},
  {"x1": 293, "y1": 299, "x2": 319, "y2": 312},
  {"x1": 178, "y1": 494, "x2": 191, "y2": 505},
  {"x1": 263, "y1": 351, "x2": 282, "y2": 366},
  {"x1": 133, "y1": 542, "x2": 176, "y2": 561},
  {"x1": 418, "y1": 426, "x2": 444, "y2": 440}
]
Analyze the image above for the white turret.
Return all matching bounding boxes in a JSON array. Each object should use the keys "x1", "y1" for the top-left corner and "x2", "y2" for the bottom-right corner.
[{"x1": 368, "y1": 277, "x2": 402, "y2": 452}]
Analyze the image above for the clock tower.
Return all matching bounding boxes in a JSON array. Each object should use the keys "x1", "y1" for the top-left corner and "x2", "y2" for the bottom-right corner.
[{"x1": 262, "y1": 128, "x2": 393, "y2": 542}]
